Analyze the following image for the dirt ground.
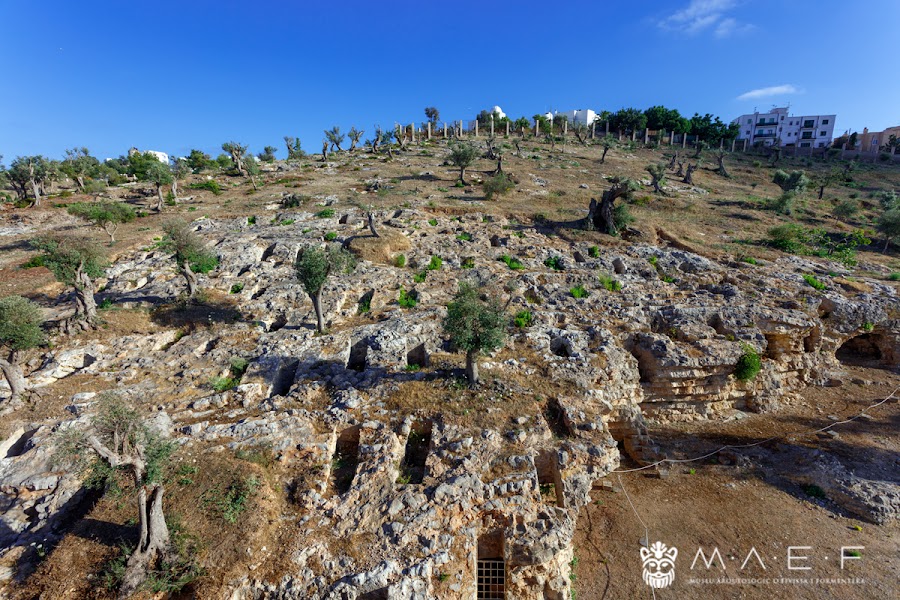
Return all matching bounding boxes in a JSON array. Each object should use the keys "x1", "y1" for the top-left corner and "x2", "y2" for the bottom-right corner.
[{"x1": 574, "y1": 366, "x2": 900, "y2": 600}]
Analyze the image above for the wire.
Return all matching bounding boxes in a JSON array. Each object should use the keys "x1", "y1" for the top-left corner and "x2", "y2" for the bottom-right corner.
[{"x1": 611, "y1": 386, "x2": 898, "y2": 474}]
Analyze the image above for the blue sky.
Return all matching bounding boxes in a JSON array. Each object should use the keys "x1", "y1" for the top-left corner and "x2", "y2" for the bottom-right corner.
[{"x1": 1, "y1": 0, "x2": 898, "y2": 161}]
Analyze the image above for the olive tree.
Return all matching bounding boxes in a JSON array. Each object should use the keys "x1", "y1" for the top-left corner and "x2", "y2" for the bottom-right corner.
[
  {"x1": 245, "y1": 156, "x2": 261, "y2": 191},
  {"x1": 284, "y1": 136, "x2": 303, "y2": 159},
  {"x1": 449, "y1": 142, "x2": 479, "y2": 185},
  {"x1": 61, "y1": 147, "x2": 99, "y2": 191},
  {"x1": 442, "y1": 282, "x2": 506, "y2": 386},
  {"x1": 324, "y1": 126, "x2": 345, "y2": 152},
  {"x1": 773, "y1": 170, "x2": 810, "y2": 194},
  {"x1": 222, "y1": 141, "x2": 248, "y2": 175},
  {"x1": 424, "y1": 107, "x2": 440, "y2": 126},
  {"x1": 295, "y1": 245, "x2": 355, "y2": 333},
  {"x1": 140, "y1": 160, "x2": 173, "y2": 211},
  {"x1": 31, "y1": 236, "x2": 106, "y2": 332},
  {"x1": 56, "y1": 393, "x2": 175, "y2": 598},
  {"x1": 813, "y1": 168, "x2": 842, "y2": 200},
  {"x1": 714, "y1": 149, "x2": 730, "y2": 178},
  {"x1": 878, "y1": 208, "x2": 900, "y2": 252},
  {"x1": 599, "y1": 135, "x2": 616, "y2": 164},
  {"x1": 160, "y1": 220, "x2": 218, "y2": 299},
  {"x1": 67, "y1": 202, "x2": 136, "y2": 243},
  {"x1": 348, "y1": 127, "x2": 364, "y2": 152},
  {"x1": 171, "y1": 158, "x2": 191, "y2": 200},
  {"x1": 0, "y1": 296, "x2": 44, "y2": 402},
  {"x1": 587, "y1": 177, "x2": 639, "y2": 235},
  {"x1": 645, "y1": 164, "x2": 667, "y2": 195},
  {"x1": 257, "y1": 146, "x2": 277, "y2": 162},
  {"x1": 7, "y1": 156, "x2": 51, "y2": 206}
]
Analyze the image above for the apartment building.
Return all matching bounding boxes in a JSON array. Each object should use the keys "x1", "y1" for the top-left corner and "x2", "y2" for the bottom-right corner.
[{"x1": 732, "y1": 107, "x2": 836, "y2": 148}]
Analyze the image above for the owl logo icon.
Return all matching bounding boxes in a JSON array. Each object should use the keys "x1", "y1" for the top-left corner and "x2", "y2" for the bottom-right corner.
[{"x1": 640, "y1": 541, "x2": 678, "y2": 589}]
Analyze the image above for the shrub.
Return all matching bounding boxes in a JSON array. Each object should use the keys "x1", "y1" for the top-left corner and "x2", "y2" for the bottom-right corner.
[
  {"x1": 280, "y1": 194, "x2": 308, "y2": 208},
  {"x1": 229, "y1": 283, "x2": 244, "y2": 294},
  {"x1": 513, "y1": 310, "x2": 533, "y2": 328},
  {"x1": 398, "y1": 288, "x2": 418, "y2": 308},
  {"x1": 188, "y1": 180, "x2": 222, "y2": 195},
  {"x1": 21, "y1": 255, "x2": 46, "y2": 269},
  {"x1": 456, "y1": 232, "x2": 472, "y2": 241},
  {"x1": 833, "y1": 199, "x2": 859, "y2": 220},
  {"x1": 890, "y1": 272, "x2": 900, "y2": 281},
  {"x1": 588, "y1": 246, "x2": 599, "y2": 258},
  {"x1": 803, "y1": 273, "x2": 826, "y2": 291},
  {"x1": 428, "y1": 218, "x2": 438, "y2": 226},
  {"x1": 358, "y1": 296, "x2": 371, "y2": 314},
  {"x1": 733, "y1": 343, "x2": 761, "y2": 381},
  {"x1": 740, "y1": 256, "x2": 758, "y2": 265},
  {"x1": 544, "y1": 256, "x2": 564, "y2": 271},
  {"x1": 394, "y1": 254, "x2": 407, "y2": 268},
  {"x1": 613, "y1": 203, "x2": 634, "y2": 231},
  {"x1": 247, "y1": 216, "x2": 256, "y2": 225},
  {"x1": 499, "y1": 254, "x2": 525, "y2": 270},
  {"x1": 202, "y1": 476, "x2": 260, "y2": 523},
  {"x1": 767, "y1": 223, "x2": 806, "y2": 253},
  {"x1": 316, "y1": 208, "x2": 335, "y2": 218},
  {"x1": 598, "y1": 274, "x2": 622, "y2": 292},
  {"x1": 461, "y1": 257, "x2": 475, "y2": 269},
  {"x1": 802, "y1": 483, "x2": 826, "y2": 499},
  {"x1": 413, "y1": 271, "x2": 427, "y2": 283},
  {"x1": 427, "y1": 256, "x2": 442, "y2": 271},
  {"x1": 570, "y1": 285, "x2": 589, "y2": 299},
  {"x1": 483, "y1": 173, "x2": 514, "y2": 200},
  {"x1": 768, "y1": 192, "x2": 795, "y2": 215},
  {"x1": 324, "y1": 232, "x2": 337, "y2": 241}
]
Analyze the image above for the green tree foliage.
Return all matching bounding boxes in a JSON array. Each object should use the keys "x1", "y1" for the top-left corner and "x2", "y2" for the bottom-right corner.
[
  {"x1": 283, "y1": 136, "x2": 304, "y2": 160},
  {"x1": 347, "y1": 127, "x2": 364, "y2": 152},
  {"x1": 773, "y1": 170, "x2": 810, "y2": 194},
  {"x1": 645, "y1": 163, "x2": 668, "y2": 194},
  {"x1": 688, "y1": 113, "x2": 740, "y2": 145},
  {"x1": 60, "y1": 147, "x2": 100, "y2": 191},
  {"x1": 7, "y1": 155, "x2": 52, "y2": 206},
  {"x1": 442, "y1": 282, "x2": 507, "y2": 386},
  {"x1": 609, "y1": 108, "x2": 647, "y2": 135},
  {"x1": 0, "y1": 296, "x2": 45, "y2": 401},
  {"x1": 878, "y1": 208, "x2": 900, "y2": 252},
  {"x1": 31, "y1": 236, "x2": 106, "y2": 330},
  {"x1": 483, "y1": 173, "x2": 514, "y2": 200},
  {"x1": 221, "y1": 141, "x2": 248, "y2": 175},
  {"x1": 186, "y1": 149, "x2": 213, "y2": 173},
  {"x1": 324, "y1": 126, "x2": 345, "y2": 152},
  {"x1": 643, "y1": 106, "x2": 691, "y2": 134},
  {"x1": 55, "y1": 392, "x2": 176, "y2": 597},
  {"x1": 67, "y1": 202, "x2": 136, "y2": 243},
  {"x1": 171, "y1": 158, "x2": 191, "y2": 200},
  {"x1": 424, "y1": 107, "x2": 440, "y2": 125},
  {"x1": 257, "y1": 146, "x2": 277, "y2": 162},
  {"x1": 245, "y1": 156, "x2": 261, "y2": 191},
  {"x1": 160, "y1": 220, "x2": 218, "y2": 298},
  {"x1": 294, "y1": 245, "x2": 356, "y2": 332},
  {"x1": 599, "y1": 134, "x2": 617, "y2": 163},
  {"x1": 448, "y1": 142, "x2": 479, "y2": 184},
  {"x1": 139, "y1": 158, "x2": 174, "y2": 211}
]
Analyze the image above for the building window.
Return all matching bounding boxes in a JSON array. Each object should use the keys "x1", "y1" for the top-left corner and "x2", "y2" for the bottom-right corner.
[
  {"x1": 820, "y1": 131, "x2": 826, "y2": 136},
  {"x1": 745, "y1": 131, "x2": 750, "y2": 135},
  {"x1": 803, "y1": 120, "x2": 815, "y2": 128},
  {"x1": 747, "y1": 119, "x2": 751, "y2": 124},
  {"x1": 801, "y1": 142, "x2": 811, "y2": 147},
  {"x1": 873, "y1": 139, "x2": 879, "y2": 146},
  {"x1": 818, "y1": 143, "x2": 825, "y2": 147},
  {"x1": 822, "y1": 119, "x2": 829, "y2": 125}
]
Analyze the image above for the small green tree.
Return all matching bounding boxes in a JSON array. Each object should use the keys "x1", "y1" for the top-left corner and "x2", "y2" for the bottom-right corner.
[
  {"x1": 67, "y1": 202, "x2": 136, "y2": 243},
  {"x1": 424, "y1": 107, "x2": 440, "y2": 126},
  {"x1": 186, "y1": 149, "x2": 213, "y2": 173},
  {"x1": 171, "y1": 157, "x2": 191, "y2": 200},
  {"x1": 222, "y1": 141, "x2": 248, "y2": 175},
  {"x1": 442, "y1": 282, "x2": 507, "y2": 386},
  {"x1": 645, "y1": 164, "x2": 667, "y2": 195},
  {"x1": 347, "y1": 127, "x2": 364, "y2": 152},
  {"x1": 7, "y1": 156, "x2": 51, "y2": 206},
  {"x1": 324, "y1": 126, "x2": 345, "y2": 152},
  {"x1": 449, "y1": 142, "x2": 478, "y2": 185},
  {"x1": 160, "y1": 220, "x2": 218, "y2": 299},
  {"x1": 257, "y1": 146, "x2": 277, "y2": 163},
  {"x1": 599, "y1": 135, "x2": 616, "y2": 163},
  {"x1": 245, "y1": 156, "x2": 261, "y2": 191},
  {"x1": 0, "y1": 296, "x2": 44, "y2": 402},
  {"x1": 140, "y1": 160, "x2": 173, "y2": 211},
  {"x1": 283, "y1": 136, "x2": 303, "y2": 160},
  {"x1": 813, "y1": 168, "x2": 842, "y2": 200},
  {"x1": 31, "y1": 236, "x2": 106, "y2": 332},
  {"x1": 878, "y1": 208, "x2": 900, "y2": 252},
  {"x1": 60, "y1": 147, "x2": 99, "y2": 191},
  {"x1": 294, "y1": 245, "x2": 356, "y2": 333},
  {"x1": 55, "y1": 393, "x2": 175, "y2": 597},
  {"x1": 773, "y1": 170, "x2": 810, "y2": 194}
]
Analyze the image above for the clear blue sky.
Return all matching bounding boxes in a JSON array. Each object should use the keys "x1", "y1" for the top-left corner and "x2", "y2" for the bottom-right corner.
[{"x1": 1, "y1": 0, "x2": 897, "y2": 161}]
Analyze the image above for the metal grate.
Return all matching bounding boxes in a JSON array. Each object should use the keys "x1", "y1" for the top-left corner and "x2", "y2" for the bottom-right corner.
[{"x1": 477, "y1": 559, "x2": 505, "y2": 599}]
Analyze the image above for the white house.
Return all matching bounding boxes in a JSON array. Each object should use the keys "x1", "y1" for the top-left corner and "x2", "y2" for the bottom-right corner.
[
  {"x1": 550, "y1": 109, "x2": 597, "y2": 126},
  {"x1": 732, "y1": 107, "x2": 836, "y2": 148}
]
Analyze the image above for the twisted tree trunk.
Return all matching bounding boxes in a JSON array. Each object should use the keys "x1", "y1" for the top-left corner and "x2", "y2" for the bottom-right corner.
[
  {"x1": 367, "y1": 212, "x2": 379, "y2": 238},
  {"x1": 180, "y1": 260, "x2": 198, "y2": 298},
  {"x1": 155, "y1": 183, "x2": 164, "y2": 212},
  {"x1": 465, "y1": 349, "x2": 479, "y2": 386},
  {"x1": 0, "y1": 350, "x2": 26, "y2": 403},
  {"x1": 601, "y1": 145, "x2": 610, "y2": 164},
  {"x1": 683, "y1": 163, "x2": 698, "y2": 185}
]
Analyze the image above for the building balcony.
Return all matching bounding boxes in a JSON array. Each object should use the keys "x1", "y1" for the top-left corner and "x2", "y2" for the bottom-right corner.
[
  {"x1": 754, "y1": 132, "x2": 777, "y2": 138},
  {"x1": 756, "y1": 121, "x2": 778, "y2": 126}
]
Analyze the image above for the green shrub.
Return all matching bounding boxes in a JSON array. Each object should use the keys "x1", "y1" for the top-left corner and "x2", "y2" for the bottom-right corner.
[
  {"x1": 413, "y1": 271, "x2": 427, "y2": 283},
  {"x1": 598, "y1": 274, "x2": 622, "y2": 292},
  {"x1": 394, "y1": 254, "x2": 407, "y2": 268},
  {"x1": 733, "y1": 344, "x2": 761, "y2": 381},
  {"x1": 428, "y1": 218, "x2": 438, "y2": 226},
  {"x1": 889, "y1": 272, "x2": 900, "y2": 281},
  {"x1": 210, "y1": 376, "x2": 237, "y2": 393},
  {"x1": 768, "y1": 192, "x2": 795, "y2": 215},
  {"x1": 613, "y1": 203, "x2": 634, "y2": 231},
  {"x1": 98, "y1": 298, "x2": 113, "y2": 310},
  {"x1": 767, "y1": 223, "x2": 807, "y2": 253},
  {"x1": 514, "y1": 310, "x2": 533, "y2": 328},
  {"x1": 803, "y1": 273, "x2": 826, "y2": 290},
  {"x1": 316, "y1": 208, "x2": 335, "y2": 218},
  {"x1": 483, "y1": 173, "x2": 514, "y2": 200},
  {"x1": 499, "y1": 254, "x2": 525, "y2": 270},
  {"x1": 570, "y1": 285, "x2": 589, "y2": 299},
  {"x1": 456, "y1": 232, "x2": 472, "y2": 241},
  {"x1": 229, "y1": 283, "x2": 244, "y2": 294},
  {"x1": 427, "y1": 256, "x2": 442, "y2": 271},
  {"x1": 833, "y1": 199, "x2": 859, "y2": 220},
  {"x1": 21, "y1": 255, "x2": 46, "y2": 269},
  {"x1": 190, "y1": 253, "x2": 219, "y2": 275},
  {"x1": 461, "y1": 257, "x2": 475, "y2": 269},
  {"x1": 188, "y1": 180, "x2": 222, "y2": 195},
  {"x1": 398, "y1": 288, "x2": 418, "y2": 308},
  {"x1": 588, "y1": 246, "x2": 600, "y2": 258},
  {"x1": 802, "y1": 484, "x2": 826, "y2": 499},
  {"x1": 544, "y1": 256, "x2": 564, "y2": 271},
  {"x1": 247, "y1": 216, "x2": 256, "y2": 225},
  {"x1": 358, "y1": 296, "x2": 371, "y2": 314},
  {"x1": 324, "y1": 232, "x2": 337, "y2": 241},
  {"x1": 202, "y1": 475, "x2": 260, "y2": 523},
  {"x1": 740, "y1": 256, "x2": 758, "y2": 265},
  {"x1": 862, "y1": 321, "x2": 874, "y2": 332}
]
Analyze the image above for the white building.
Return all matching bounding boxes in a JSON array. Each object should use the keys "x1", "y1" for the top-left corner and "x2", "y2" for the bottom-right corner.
[
  {"x1": 550, "y1": 109, "x2": 597, "y2": 126},
  {"x1": 732, "y1": 107, "x2": 836, "y2": 148}
]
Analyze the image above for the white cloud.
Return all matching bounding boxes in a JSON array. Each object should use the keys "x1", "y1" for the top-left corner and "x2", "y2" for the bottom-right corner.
[
  {"x1": 736, "y1": 85, "x2": 801, "y2": 101},
  {"x1": 658, "y1": 0, "x2": 752, "y2": 38}
]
